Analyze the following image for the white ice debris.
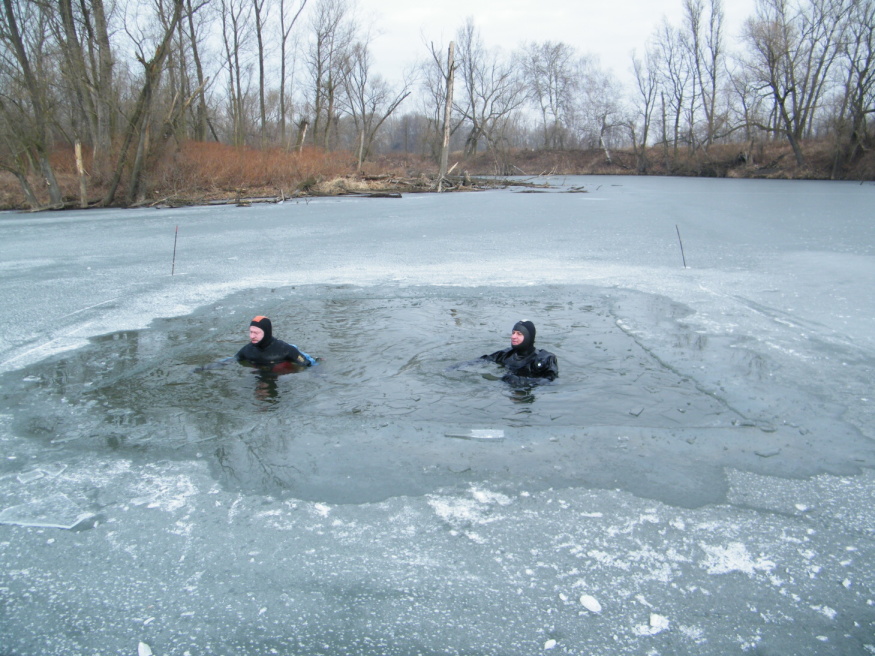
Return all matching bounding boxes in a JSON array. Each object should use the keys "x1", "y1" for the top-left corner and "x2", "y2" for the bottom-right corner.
[
  {"x1": 470, "y1": 487, "x2": 512, "y2": 506},
  {"x1": 810, "y1": 604, "x2": 837, "y2": 620},
  {"x1": 544, "y1": 639, "x2": 557, "y2": 650},
  {"x1": 700, "y1": 542, "x2": 775, "y2": 576},
  {"x1": 445, "y1": 429, "x2": 505, "y2": 441},
  {"x1": 650, "y1": 614, "x2": 670, "y2": 632},
  {"x1": 580, "y1": 595, "x2": 603, "y2": 613},
  {"x1": 138, "y1": 642, "x2": 153, "y2": 656},
  {"x1": 634, "y1": 613, "x2": 670, "y2": 636}
]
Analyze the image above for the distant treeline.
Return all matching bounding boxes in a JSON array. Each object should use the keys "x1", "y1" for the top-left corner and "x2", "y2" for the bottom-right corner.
[{"x1": 0, "y1": 0, "x2": 872, "y2": 209}]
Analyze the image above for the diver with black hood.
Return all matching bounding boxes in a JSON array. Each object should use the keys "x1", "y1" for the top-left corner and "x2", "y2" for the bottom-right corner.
[
  {"x1": 481, "y1": 320, "x2": 558, "y2": 385},
  {"x1": 235, "y1": 315, "x2": 317, "y2": 369}
]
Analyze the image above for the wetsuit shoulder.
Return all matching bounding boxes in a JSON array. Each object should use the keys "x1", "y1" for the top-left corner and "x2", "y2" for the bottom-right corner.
[{"x1": 481, "y1": 347, "x2": 513, "y2": 364}]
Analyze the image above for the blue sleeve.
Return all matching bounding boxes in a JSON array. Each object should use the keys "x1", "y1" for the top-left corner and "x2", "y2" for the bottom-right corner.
[{"x1": 291, "y1": 345, "x2": 317, "y2": 366}]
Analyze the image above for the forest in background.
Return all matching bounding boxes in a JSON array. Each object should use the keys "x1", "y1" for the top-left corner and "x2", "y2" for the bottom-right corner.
[{"x1": 0, "y1": 0, "x2": 873, "y2": 210}]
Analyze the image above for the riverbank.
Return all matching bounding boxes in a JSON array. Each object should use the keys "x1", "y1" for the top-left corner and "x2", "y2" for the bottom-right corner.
[{"x1": 2, "y1": 139, "x2": 872, "y2": 211}]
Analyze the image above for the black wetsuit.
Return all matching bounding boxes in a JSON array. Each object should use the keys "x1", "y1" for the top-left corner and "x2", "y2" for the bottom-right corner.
[
  {"x1": 235, "y1": 338, "x2": 314, "y2": 367},
  {"x1": 481, "y1": 320, "x2": 558, "y2": 385}
]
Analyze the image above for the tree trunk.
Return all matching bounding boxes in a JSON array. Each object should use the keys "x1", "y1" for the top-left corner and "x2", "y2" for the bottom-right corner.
[
  {"x1": 10, "y1": 170, "x2": 40, "y2": 208},
  {"x1": 438, "y1": 41, "x2": 455, "y2": 191},
  {"x1": 295, "y1": 119, "x2": 309, "y2": 152},
  {"x1": 254, "y1": 0, "x2": 267, "y2": 146},
  {"x1": 91, "y1": 0, "x2": 115, "y2": 179},
  {"x1": 185, "y1": 0, "x2": 208, "y2": 141},
  {"x1": 75, "y1": 141, "x2": 88, "y2": 208},
  {"x1": 1, "y1": 0, "x2": 63, "y2": 205},
  {"x1": 127, "y1": 118, "x2": 150, "y2": 205},
  {"x1": 101, "y1": 0, "x2": 184, "y2": 206}
]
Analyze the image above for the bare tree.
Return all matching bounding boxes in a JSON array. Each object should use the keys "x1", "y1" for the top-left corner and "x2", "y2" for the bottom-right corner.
[
  {"x1": 0, "y1": 0, "x2": 63, "y2": 206},
  {"x1": 630, "y1": 46, "x2": 661, "y2": 171},
  {"x1": 54, "y1": 0, "x2": 116, "y2": 177},
  {"x1": 339, "y1": 40, "x2": 411, "y2": 168},
  {"x1": 306, "y1": 0, "x2": 355, "y2": 149},
  {"x1": 219, "y1": 0, "x2": 253, "y2": 146},
  {"x1": 278, "y1": 0, "x2": 308, "y2": 146},
  {"x1": 101, "y1": 0, "x2": 186, "y2": 205},
  {"x1": 438, "y1": 40, "x2": 455, "y2": 186},
  {"x1": 0, "y1": 113, "x2": 41, "y2": 207},
  {"x1": 252, "y1": 0, "x2": 268, "y2": 144},
  {"x1": 654, "y1": 18, "x2": 693, "y2": 163},
  {"x1": 683, "y1": 0, "x2": 726, "y2": 148},
  {"x1": 185, "y1": 0, "x2": 211, "y2": 140},
  {"x1": 454, "y1": 18, "x2": 525, "y2": 160},
  {"x1": 831, "y1": 0, "x2": 875, "y2": 173},
  {"x1": 520, "y1": 41, "x2": 578, "y2": 149},
  {"x1": 573, "y1": 59, "x2": 627, "y2": 160},
  {"x1": 742, "y1": 0, "x2": 853, "y2": 166}
]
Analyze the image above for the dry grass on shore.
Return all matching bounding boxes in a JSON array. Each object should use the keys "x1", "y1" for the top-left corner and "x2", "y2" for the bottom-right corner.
[{"x1": 1, "y1": 139, "x2": 872, "y2": 211}]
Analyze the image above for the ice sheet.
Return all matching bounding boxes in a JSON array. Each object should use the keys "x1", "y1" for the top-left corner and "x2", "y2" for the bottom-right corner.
[{"x1": 0, "y1": 493, "x2": 94, "y2": 529}]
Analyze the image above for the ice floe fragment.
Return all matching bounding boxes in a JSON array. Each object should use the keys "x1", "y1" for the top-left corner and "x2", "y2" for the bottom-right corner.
[
  {"x1": 445, "y1": 429, "x2": 505, "y2": 441},
  {"x1": 16, "y1": 463, "x2": 68, "y2": 484},
  {"x1": 0, "y1": 493, "x2": 95, "y2": 529},
  {"x1": 138, "y1": 642, "x2": 153, "y2": 656},
  {"x1": 543, "y1": 639, "x2": 557, "y2": 650},
  {"x1": 16, "y1": 470, "x2": 44, "y2": 484}
]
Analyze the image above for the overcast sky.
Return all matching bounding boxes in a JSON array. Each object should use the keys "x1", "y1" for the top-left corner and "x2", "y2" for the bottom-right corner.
[{"x1": 354, "y1": 0, "x2": 758, "y2": 87}]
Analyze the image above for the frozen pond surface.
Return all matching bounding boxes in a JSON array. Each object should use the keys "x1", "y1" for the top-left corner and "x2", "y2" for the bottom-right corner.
[{"x1": 1, "y1": 176, "x2": 874, "y2": 654}]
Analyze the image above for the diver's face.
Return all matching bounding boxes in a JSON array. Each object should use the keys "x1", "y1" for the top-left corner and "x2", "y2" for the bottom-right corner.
[
  {"x1": 249, "y1": 326, "x2": 265, "y2": 344},
  {"x1": 511, "y1": 330, "x2": 525, "y2": 347}
]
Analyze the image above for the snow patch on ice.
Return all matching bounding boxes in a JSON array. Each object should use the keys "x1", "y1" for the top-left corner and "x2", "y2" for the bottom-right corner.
[
  {"x1": 700, "y1": 542, "x2": 775, "y2": 575},
  {"x1": 428, "y1": 486, "x2": 511, "y2": 528}
]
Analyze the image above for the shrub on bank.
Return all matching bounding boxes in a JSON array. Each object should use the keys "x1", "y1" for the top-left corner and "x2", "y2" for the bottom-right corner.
[{"x1": 151, "y1": 142, "x2": 355, "y2": 198}]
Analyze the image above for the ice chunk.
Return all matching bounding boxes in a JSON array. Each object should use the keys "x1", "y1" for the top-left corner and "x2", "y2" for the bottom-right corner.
[
  {"x1": 650, "y1": 613, "x2": 670, "y2": 632},
  {"x1": 40, "y1": 463, "x2": 67, "y2": 477},
  {"x1": 0, "y1": 493, "x2": 95, "y2": 529},
  {"x1": 580, "y1": 594, "x2": 602, "y2": 613},
  {"x1": 16, "y1": 463, "x2": 67, "y2": 484},
  {"x1": 544, "y1": 639, "x2": 557, "y2": 650},
  {"x1": 445, "y1": 429, "x2": 505, "y2": 441},
  {"x1": 634, "y1": 613, "x2": 670, "y2": 636},
  {"x1": 138, "y1": 643, "x2": 153, "y2": 656},
  {"x1": 16, "y1": 470, "x2": 45, "y2": 484}
]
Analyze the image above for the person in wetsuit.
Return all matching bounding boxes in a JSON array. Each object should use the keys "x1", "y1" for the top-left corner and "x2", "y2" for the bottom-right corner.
[
  {"x1": 481, "y1": 320, "x2": 558, "y2": 385},
  {"x1": 235, "y1": 315, "x2": 317, "y2": 369}
]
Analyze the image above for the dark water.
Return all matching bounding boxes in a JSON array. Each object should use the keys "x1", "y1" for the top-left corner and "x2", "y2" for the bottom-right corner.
[{"x1": 5, "y1": 282, "x2": 871, "y2": 508}]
